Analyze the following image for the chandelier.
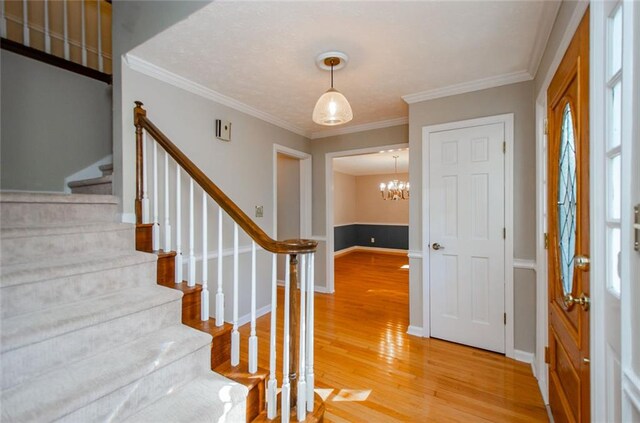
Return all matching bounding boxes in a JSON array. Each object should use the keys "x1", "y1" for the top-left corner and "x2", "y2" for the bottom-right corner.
[{"x1": 380, "y1": 155, "x2": 409, "y2": 200}]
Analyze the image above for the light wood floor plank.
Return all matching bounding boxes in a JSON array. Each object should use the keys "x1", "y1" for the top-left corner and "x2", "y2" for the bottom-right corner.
[{"x1": 240, "y1": 251, "x2": 547, "y2": 422}]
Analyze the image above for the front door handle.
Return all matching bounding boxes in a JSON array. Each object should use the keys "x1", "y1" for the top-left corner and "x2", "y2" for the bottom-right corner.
[
  {"x1": 432, "y1": 243, "x2": 444, "y2": 251},
  {"x1": 574, "y1": 255, "x2": 590, "y2": 271},
  {"x1": 563, "y1": 292, "x2": 590, "y2": 311}
]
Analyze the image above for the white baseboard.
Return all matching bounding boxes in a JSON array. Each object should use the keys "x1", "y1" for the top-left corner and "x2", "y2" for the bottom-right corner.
[
  {"x1": 514, "y1": 349, "x2": 535, "y2": 364},
  {"x1": 119, "y1": 212, "x2": 136, "y2": 224},
  {"x1": 406, "y1": 325, "x2": 424, "y2": 337},
  {"x1": 237, "y1": 304, "x2": 271, "y2": 327},
  {"x1": 277, "y1": 279, "x2": 332, "y2": 293},
  {"x1": 334, "y1": 246, "x2": 408, "y2": 256}
]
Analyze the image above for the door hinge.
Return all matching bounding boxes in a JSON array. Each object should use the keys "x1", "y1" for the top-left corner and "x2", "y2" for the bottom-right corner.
[
  {"x1": 634, "y1": 204, "x2": 639, "y2": 251},
  {"x1": 544, "y1": 233, "x2": 549, "y2": 249},
  {"x1": 504, "y1": 313, "x2": 507, "y2": 325},
  {"x1": 503, "y1": 228, "x2": 506, "y2": 239},
  {"x1": 544, "y1": 119, "x2": 548, "y2": 135},
  {"x1": 503, "y1": 141, "x2": 506, "y2": 153},
  {"x1": 544, "y1": 346, "x2": 550, "y2": 363}
]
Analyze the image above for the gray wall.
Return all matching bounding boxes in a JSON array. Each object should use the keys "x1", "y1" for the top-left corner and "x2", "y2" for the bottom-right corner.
[
  {"x1": 112, "y1": 0, "x2": 212, "y2": 218},
  {"x1": 277, "y1": 153, "x2": 300, "y2": 282},
  {"x1": 408, "y1": 81, "x2": 536, "y2": 353},
  {"x1": 309, "y1": 125, "x2": 409, "y2": 289},
  {"x1": 121, "y1": 65, "x2": 311, "y2": 319},
  {"x1": 1, "y1": 50, "x2": 112, "y2": 191}
]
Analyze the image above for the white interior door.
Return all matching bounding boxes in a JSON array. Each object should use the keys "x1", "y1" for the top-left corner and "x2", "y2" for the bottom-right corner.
[{"x1": 428, "y1": 122, "x2": 505, "y2": 353}]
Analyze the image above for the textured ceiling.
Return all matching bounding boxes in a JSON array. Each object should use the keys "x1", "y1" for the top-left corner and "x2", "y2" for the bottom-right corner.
[
  {"x1": 130, "y1": 1, "x2": 558, "y2": 138},
  {"x1": 333, "y1": 149, "x2": 409, "y2": 176}
]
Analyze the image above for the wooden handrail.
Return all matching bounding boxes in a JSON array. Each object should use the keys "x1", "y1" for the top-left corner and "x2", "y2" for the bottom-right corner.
[{"x1": 134, "y1": 101, "x2": 317, "y2": 255}]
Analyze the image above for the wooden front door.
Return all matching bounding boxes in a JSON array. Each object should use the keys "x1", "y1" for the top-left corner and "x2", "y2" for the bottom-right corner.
[{"x1": 546, "y1": 9, "x2": 590, "y2": 423}]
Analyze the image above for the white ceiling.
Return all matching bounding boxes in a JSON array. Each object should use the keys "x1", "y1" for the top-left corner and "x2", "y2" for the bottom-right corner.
[
  {"x1": 333, "y1": 149, "x2": 409, "y2": 176},
  {"x1": 130, "y1": 1, "x2": 559, "y2": 139}
]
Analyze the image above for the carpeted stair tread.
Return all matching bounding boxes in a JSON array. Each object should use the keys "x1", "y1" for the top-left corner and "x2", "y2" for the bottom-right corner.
[
  {"x1": 0, "y1": 324, "x2": 213, "y2": 423},
  {"x1": 0, "y1": 221, "x2": 130, "y2": 238},
  {"x1": 123, "y1": 374, "x2": 249, "y2": 423},
  {"x1": 67, "y1": 174, "x2": 112, "y2": 188},
  {"x1": 0, "y1": 250, "x2": 156, "y2": 288},
  {"x1": 1, "y1": 286, "x2": 182, "y2": 353},
  {"x1": 0, "y1": 192, "x2": 119, "y2": 205}
]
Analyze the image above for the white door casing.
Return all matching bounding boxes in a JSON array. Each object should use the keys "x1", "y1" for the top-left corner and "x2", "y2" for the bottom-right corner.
[{"x1": 422, "y1": 114, "x2": 514, "y2": 358}]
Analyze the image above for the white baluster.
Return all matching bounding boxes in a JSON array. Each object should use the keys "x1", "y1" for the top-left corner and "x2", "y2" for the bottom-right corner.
[
  {"x1": 174, "y1": 166, "x2": 183, "y2": 283},
  {"x1": 281, "y1": 255, "x2": 291, "y2": 422},
  {"x1": 141, "y1": 132, "x2": 149, "y2": 224},
  {"x1": 306, "y1": 252, "x2": 315, "y2": 412},
  {"x1": 188, "y1": 178, "x2": 196, "y2": 287},
  {"x1": 163, "y1": 152, "x2": 171, "y2": 251},
  {"x1": 22, "y1": 0, "x2": 28, "y2": 46},
  {"x1": 43, "y1": 0, "x2": 50, "y2": 53},
  {"x1": 267, "y1": 253, "x2": 278, "y2": 419},
  {"x1": 62, "y1": 0, "x2": 69, "y2": 59},
  {"x1": 97, "y1": 0, "x2": 103, "y2": 72},
  {"x1": 201, "y1": 192, "x2": 209, "y2": 321},
  {"x1": 80, "y1": 0, "x2": 86, "y2": 66},
  {"x1": 1, "y1": 0, "x2": 7, "y2": 39},
  {"x1": 248, "y1": 241, "x2": 258, "y2": 374},
  {"x1": 215, "y1": 206, "x2": 224, "y2": 326},
  {"x1": 231, "y1": 223, "x2": 240, "y2": 366},
  {"x1": 152, "y1": 141, "x2": 159, "y2": 251},
  {"x1": 297, "y1": 254, "x2": 307, "y2": 420}
]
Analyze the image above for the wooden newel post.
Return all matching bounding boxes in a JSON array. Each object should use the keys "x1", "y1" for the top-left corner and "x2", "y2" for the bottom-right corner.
[
  {"x1": 134, "y1": 101, "x2": 146, "y2": 225},
  {"x1": 289, "y1": 254, "x2": 300, "y2": 407}
]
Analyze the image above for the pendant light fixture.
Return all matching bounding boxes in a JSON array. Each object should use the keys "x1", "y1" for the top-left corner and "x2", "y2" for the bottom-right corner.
[{"x1": 312, "y1": 52, "x2": 353, "y2": 126}]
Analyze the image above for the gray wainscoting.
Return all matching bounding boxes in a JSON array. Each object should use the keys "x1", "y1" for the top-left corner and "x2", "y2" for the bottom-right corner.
[{"x1": 334, "y1": 224, "x2": 408, "y2": 251}]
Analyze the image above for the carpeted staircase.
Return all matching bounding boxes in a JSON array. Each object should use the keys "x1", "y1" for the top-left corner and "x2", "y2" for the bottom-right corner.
[{"x1": 0, "y1": 192, "x2": 248, "y2": 422}]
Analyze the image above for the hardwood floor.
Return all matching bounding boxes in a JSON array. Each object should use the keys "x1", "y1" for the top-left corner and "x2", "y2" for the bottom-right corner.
[{"x1": 240, "y1": 251, "x2": 548, "y2": 422}]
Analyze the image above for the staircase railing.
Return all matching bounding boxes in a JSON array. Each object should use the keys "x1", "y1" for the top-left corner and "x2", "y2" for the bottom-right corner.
[
  {"x1": 1, "y1": 0, "x2": 111, "y2": 82},
  {"x1": 133, "y1": 102, "x2": 317, "y2": 421}
]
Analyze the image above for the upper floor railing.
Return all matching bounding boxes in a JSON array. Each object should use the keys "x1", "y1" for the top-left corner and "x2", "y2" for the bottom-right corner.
[
  {"x1": 133, "y1": 102, "x2": 317, "y2": 421},
  {"x1": 1, "y1": 0, "x2": 111, "y2": 81}
]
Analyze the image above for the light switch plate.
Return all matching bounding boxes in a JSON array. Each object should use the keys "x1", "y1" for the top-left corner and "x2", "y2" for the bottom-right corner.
[
  {"x1": 255, "y1": 206, "x2": 263, "y2": 218},
  {"x1": 215, "y1": 119, "x2": 231, "y2": 141}
]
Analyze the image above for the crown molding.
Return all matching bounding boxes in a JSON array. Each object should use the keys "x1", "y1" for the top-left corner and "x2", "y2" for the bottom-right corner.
[
  {"x1": 124, "y1": 54, "x2": 310, "y2": 138},
  {"x1": 527, "y1": 0, "x2": 562, "y2": 77},
  {"x1": 310, "y1": 116, "x2": 408, "y2": 139},
  {"x1": 401, "y1": 70, "x2": 533, "y2": 104}
]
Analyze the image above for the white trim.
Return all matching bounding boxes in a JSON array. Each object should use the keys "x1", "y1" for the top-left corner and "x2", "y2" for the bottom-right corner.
[
  {"x1": 406, "y1": 325, "x2": 424, "y2": 337},
  {"x1": 513, "y1": 259, "x2": 537, "y2": 271},
  {"x1": 408, "y1": 250, "x2": 423, "y2": 259},
  {"x1": 119, "y1": 212, "x2": 136, "y2": 224},
  {"x1": 325, "y1": 143, "x2": 410, "y2": 294},
  {"x1": 310, "y1": 117, "x2": 408, "y2": 140},
  {"x1": 237, "y1": 304, "x2": 270, "y2": 327},
  {"x1": 273, "y1": 144, "x2": 313, "y2": 242},
  {"x1": 514, "y1": 349, "x2": 535, "y2": 364},
  {"x1": 534, "y1": 1, "x2": 590, "y2": 102},
  {"x1": 527, "y1": 1, "x2": 562, "y2": 77},
  {"x1": 421, "y1": 113, "x2": 515, "y2": 359},
  {"x1": 125, "y1": 54, "x2": 309, "y2": 138},
  {"x1": 533, "y1": 1, "x2": 589, "y2": 407},
  {"x1": 308, "y1": 235, "x2": 327, "y2": 242},
  {"x1": 402, "y1": 71, "x2": 532, "y2": 104},
  {"x1": 334, "y1": 222, "x2": 409, "y2": 227},
  {"x1": 334, "y1": 246, "x2": 408, "y2": 256},
  {"x1": 333, "y1": 246, "x2": 359, "y2": 257}
]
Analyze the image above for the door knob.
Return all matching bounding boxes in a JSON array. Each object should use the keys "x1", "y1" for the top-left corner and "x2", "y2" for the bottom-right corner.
[
  {"x1": 432, "y1": 243, "x2": 444, "y2": 250},
  {"x1": 574, "y1": 255, "x2": 590, "y2": 271},
  {"x1": 563, "y1": 292, "x2": 590, "y2": 311}
]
